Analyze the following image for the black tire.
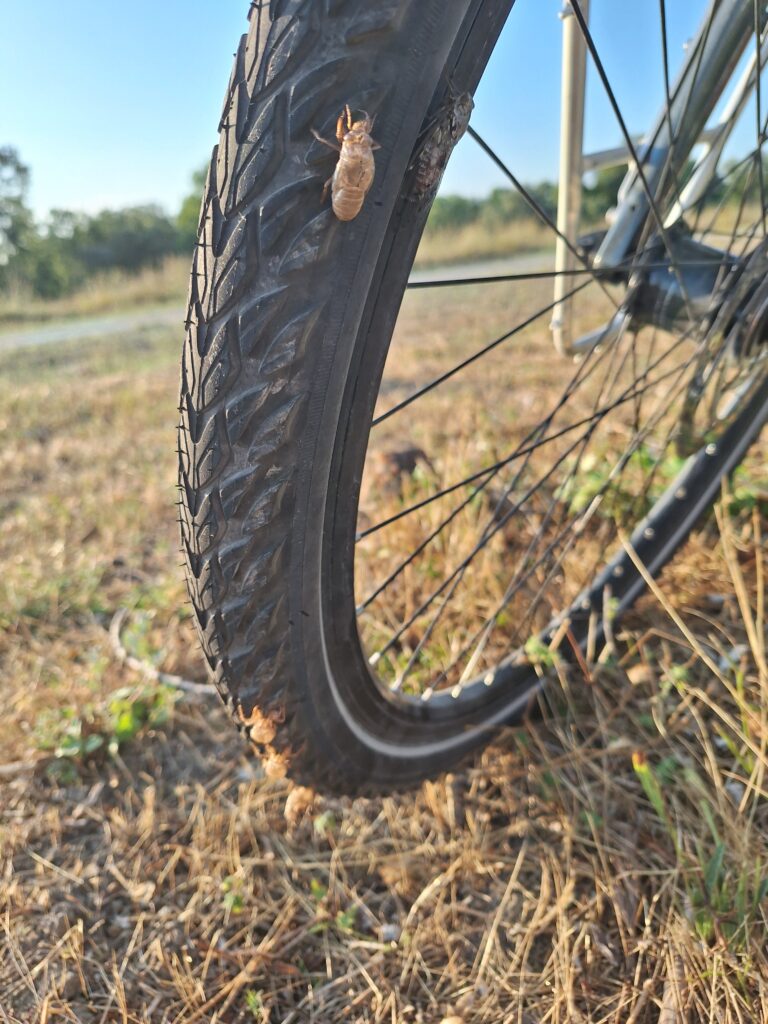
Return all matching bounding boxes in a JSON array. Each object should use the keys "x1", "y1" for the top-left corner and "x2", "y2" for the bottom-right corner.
[{"x1": 178, "y1": 0, "x2": 768, "y2": 793}]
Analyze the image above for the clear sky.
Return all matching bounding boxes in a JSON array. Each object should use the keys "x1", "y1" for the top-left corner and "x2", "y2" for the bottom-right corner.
[
  {"x1": 1, "y1": 1, "x2": 245, "y2": 217},
  {"x1": 1, "y1": 0, "x2": 743, "y2": 220}
]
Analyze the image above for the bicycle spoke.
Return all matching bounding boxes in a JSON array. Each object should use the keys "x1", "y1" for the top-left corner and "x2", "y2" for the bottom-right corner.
[
  {"x1": 372, "y1": 278, "x2": 594, "y2": 427},
  {"x1": 435, "y1": 346, "x2": 704, "y2": 690},
  {"x1": 359, "y1": 323, "x2": 632, "y2": 607},
  {"x1": 353, "y1": 0, "x2": 767, "y2": 701},
  {"x1": 659, "y1": 1, "x2": 674, "y2": 146},
  {"x1": 365, "y1": 329, "x2": 702, "y2": 668},
  {"x1": 696, "y1": 148, "x2": 758, "y2": 239},
  {"x1": 388, "y1": 305, "x2": 636, "y2": 691},
  {"x1": 359, "y1": 326, "x2": 697, "y2": 543},
  {"x1": 755, "y1": 0, "x2": 767, "y2": 235},
  {"x1": 407, "y1": 268, "x2": 591, "y2": 288},
  {"x1": 652, "y1": 0, "x2": 720, "y2": 222},
  {"x1": 466, "y1": 125, "x2": 620, "y2": 309},
  {"x1": 405, "y1": 258, "x2": 737, "y2": 290}
]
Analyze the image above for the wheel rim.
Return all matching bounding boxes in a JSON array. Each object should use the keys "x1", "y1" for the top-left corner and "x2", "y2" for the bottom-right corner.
[{"x1": 328, "y1": 0, "x2": 768, "y2": 719}]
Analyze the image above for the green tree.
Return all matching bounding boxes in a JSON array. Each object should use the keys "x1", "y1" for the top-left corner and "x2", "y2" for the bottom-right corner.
[
  {"x1": 581, "y1": 165, "x2": 626, "y2": 224},
  {"x1": 177, "y1": 166, "x2": 208, "y2": 252},
  {"x1": 528, "y1": 180, "x2": 558, "y2": 221},
  {"x1": 479, "y1": 188, "x2": 530, "y2": 228},
  {"x1": 26, "y1": 240, "x2": 73, "y2": 299},
  {"x1": 71, "y1": 205, "x2": 179, "y2": 273},
  {"x1": 427, "y1": 194, "x2": 482, "y2": 231},
  {"x1": 0, "y1": 147, "x2": 34, "y2": 289}
]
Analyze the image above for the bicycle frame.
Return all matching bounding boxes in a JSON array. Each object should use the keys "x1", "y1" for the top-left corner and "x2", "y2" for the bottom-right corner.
[{"x1": 552, "y1": 0, "x2": 765, "y2": 353}]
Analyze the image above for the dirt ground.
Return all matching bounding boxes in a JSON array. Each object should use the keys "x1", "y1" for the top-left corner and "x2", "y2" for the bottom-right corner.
[{"x1": 1, "y1": 310, "x2": 767, "y2": 1022}]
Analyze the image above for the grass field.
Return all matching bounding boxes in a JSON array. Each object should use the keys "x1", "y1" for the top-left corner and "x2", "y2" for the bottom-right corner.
[
  {"x1": 1, "y1": 286, "x2": 767, "y2": 1022},
  {"x1": 0, "y1": 257, "x2": 191, "y2": 329},
  {"x1": 414, "y1": 219, "x2": 553, "y2": 268}
]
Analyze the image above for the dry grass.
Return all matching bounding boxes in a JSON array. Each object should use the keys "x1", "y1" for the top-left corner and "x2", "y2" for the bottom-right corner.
[
  {"x1": 415, "y1": 219, "x2": 553, "y2": 268},
  {"x1": 0, "y1": 256, "x2": 189, "y2": 328},
  {"x1": 1, "y1": 294, "x2": 767, "y2": 1022}
]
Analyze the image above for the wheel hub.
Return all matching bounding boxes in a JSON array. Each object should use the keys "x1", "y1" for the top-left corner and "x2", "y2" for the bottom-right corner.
[{"x1": 671, "y1": 236, "x2": 768, "y2": 454}]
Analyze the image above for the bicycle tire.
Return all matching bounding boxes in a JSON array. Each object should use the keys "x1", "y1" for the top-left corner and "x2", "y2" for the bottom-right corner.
[{"x1": 178, "y1": 0, "x2": 768, "y2": 793}]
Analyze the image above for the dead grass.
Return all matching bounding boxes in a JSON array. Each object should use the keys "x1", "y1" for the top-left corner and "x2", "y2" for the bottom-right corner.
[
  {"x1": 0, "y1": 256, "x2": 189, "y2": 328},
  {"x1": 415, "y1": 219, "x2": 553, "y2": 268},
  {"x1": 1, "y1": 296, "x2": 767, "y2": 1022}
]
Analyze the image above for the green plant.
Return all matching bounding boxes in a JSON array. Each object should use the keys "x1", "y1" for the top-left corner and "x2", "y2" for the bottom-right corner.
[
  {"x1": 34, "y1": 683, "x2": 176, "y2": 770},
  {"x1": 244, "y1": 990, "x2": 264, "y2": 1018},
  {"x1": 557, "y1": 445, "x2": 688, "y2": 521},
  {"x1": 632, "y1": 753, "x2": 768, "y2": 950},
  {"x1": 688, "y1": 844, "x2": 768, "y2": 947},
  {"x1": 524, "y1": 634, "x2": 560, "y2": 669},
  {"x1": 632, "y1": 750, "x2": 677, "y2": 849},
  {"x1": 313, "y1": 811, "x2": 336, "y2": 837},
  {"x1": 221, "y1": 876, "x2": 245, "y2": 915}
]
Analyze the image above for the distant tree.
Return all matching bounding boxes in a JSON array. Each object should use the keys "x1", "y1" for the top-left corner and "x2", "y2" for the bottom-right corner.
[
  {"x1": 177, "y1": 166, "x2": 208, "y2": 252},
  {"x1": 427, "y1": 184, "x2": 559, "y2": 234},
  {"x1": 528, "y1": 181, "x2": 558, "y2": 221},
  {"x1": 581, "y1": 165, "x2": 626, "y2": 225},
  {"x1": 479, "y1": 188, "x2": 530, "y2": 228},
  {"x1": 24, "y1": 238, "x2": 74, "y2": 298},
  {"x1": 72, "y1": 205, "x2": 179, "y2": 273},
  {"x1": 709, "y1": 155, "x2": 768, "y2": 208},
  {"x1": 1, "y1": 152, "x2": 215, "y2": 300},
  {"x1": 0, "y1": 147, "x2": 34, "y2": 288},
  {"x1": 427, "y1": 194, "x2": 482, "y2": 231},
  {"x1": 47, "y1": 208, "x2": 88, "y2": 240}
]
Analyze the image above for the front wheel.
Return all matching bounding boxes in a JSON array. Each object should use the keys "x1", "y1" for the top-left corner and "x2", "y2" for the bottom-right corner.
[{"x1": 179, "y1": 0, "x2": 768, "y2": 793}]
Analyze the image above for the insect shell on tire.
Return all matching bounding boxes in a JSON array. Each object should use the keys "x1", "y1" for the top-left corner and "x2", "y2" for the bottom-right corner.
[
  {"x1": 312, "y1": 105, "x2": 380, "y2": 222},
  {"x1": 412, "y1": 90, "x2": 474, "y2": 200}
]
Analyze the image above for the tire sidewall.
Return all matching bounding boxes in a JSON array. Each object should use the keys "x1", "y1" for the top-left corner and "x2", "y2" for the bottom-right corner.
[{"x1": 287, "y1": 0, "x2": 527, "y2": 786}]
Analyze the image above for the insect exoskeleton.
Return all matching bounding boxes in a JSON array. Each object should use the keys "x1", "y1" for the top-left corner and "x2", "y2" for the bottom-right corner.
[
  {"x1": 412, "y1": 89, "x2": 473, "y2": 201},
  {"x1": 311, "y1": 104, "x2": 380, "y2": 222}
]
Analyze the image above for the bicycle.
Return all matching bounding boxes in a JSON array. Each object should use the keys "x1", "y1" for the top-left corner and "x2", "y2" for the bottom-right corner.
[{"x1": 178, "y1": 0, "x2": 768, "y2": 793}]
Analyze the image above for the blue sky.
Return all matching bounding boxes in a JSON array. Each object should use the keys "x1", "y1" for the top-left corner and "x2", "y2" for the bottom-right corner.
[
  {"x1": 0, "y1": 0, "x2": 735, "y2": 219},
  {"x1": 1, "y1": 1, "x2": 244, "y2": 217}
]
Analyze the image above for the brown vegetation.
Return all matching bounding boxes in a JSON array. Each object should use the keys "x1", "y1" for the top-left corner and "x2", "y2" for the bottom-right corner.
[{"x1": 1, "y1": 292, "x2": 766, "y2": 1021}]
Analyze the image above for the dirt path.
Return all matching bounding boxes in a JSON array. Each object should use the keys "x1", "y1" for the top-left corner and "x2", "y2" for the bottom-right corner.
[
  {"x1": 0, "y1": 303, "x2": 183, "y2": 353},
  {"x1": 409, "y1": 250, "x2": 550, "y2": 284}
]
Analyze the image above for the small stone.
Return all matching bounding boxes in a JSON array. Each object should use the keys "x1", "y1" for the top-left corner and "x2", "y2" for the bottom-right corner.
[
  {"x1": 379, "y1": 923, "x2": 401, "y2": 944},
  {"x1": 725, "y1": 779, "x2": 746, "y2": 804},
  {"x1": 58, "y1": 972, "x2": 80, "y2": 1000}
]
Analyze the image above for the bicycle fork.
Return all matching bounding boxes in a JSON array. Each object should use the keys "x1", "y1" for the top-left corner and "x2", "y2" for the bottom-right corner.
[{"x1": 551, "y1": 0, "x2": 763, "y2": 354}]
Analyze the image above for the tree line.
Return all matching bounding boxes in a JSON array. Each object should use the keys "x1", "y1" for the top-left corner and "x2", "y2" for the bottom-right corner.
[
  {"x1": 0, "y1": 147, "x2": 204, "y2": 300},
  {"x1": 427, "y1": 165, "x2": 626, "y2": 233},
  {"x1": 0, "y1": 148, "x2": 633, "y2": 300},
  {"x1": 426, "y1": 156, "x2": 762, "y2": 235},
  {"x1": 0, "y1": 143, "x2": 756, "y2": 301}
]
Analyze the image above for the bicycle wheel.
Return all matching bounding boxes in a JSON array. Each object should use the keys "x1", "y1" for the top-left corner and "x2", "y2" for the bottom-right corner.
[{"x1": 179, "y1": 0, "x2": 768, "y2": 793}]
